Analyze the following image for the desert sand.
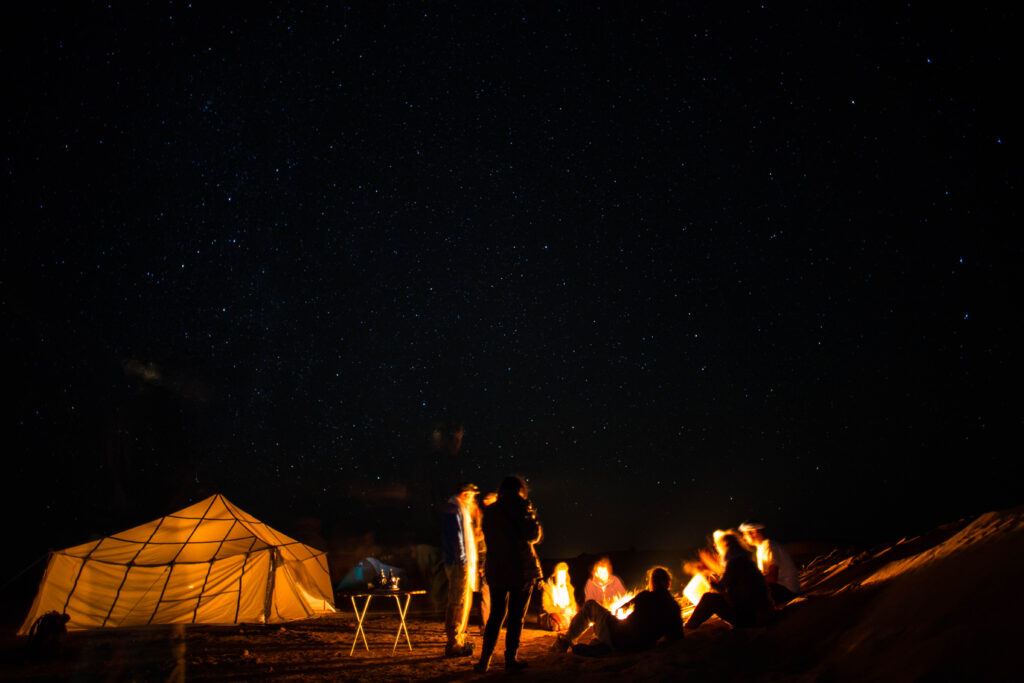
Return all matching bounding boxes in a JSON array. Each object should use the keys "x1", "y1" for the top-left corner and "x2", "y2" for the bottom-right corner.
[{"x1": 3, "y1": 505, "x2": 1021, "y2": 681}]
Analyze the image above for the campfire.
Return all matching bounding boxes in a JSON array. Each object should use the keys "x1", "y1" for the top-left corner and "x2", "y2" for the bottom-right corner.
[
  {"x1": 608, "y1": 591, "x2": 636, "y2": 620},
  {"x1": 683, "y1": 572, "x2": 711, "y2": 606}
]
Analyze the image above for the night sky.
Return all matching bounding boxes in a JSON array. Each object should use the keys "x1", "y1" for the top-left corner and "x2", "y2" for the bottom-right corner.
[{"x1": 4, "y1": 3, "x2": 1020, "y2": 568}]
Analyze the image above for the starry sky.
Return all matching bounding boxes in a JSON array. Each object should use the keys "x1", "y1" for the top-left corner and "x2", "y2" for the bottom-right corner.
[{"x1": 3, "y1": 3, "x2": 1020, "y2": 565}]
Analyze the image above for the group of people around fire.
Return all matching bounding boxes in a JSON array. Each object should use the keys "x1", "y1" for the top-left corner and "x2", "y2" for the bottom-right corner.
[{"x1": 438, "y1": 472, "x2": 801, "y2": 672}]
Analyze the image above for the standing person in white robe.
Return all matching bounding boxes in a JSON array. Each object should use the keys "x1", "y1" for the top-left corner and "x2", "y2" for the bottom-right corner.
[{"x1": 442, "y1": 482, "x2": 480, "y2": 656}]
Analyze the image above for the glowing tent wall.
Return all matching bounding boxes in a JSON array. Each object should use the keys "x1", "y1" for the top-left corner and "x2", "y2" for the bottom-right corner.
[{"x1": 18, "y1": 494, "x2": 335, "y2": 634}]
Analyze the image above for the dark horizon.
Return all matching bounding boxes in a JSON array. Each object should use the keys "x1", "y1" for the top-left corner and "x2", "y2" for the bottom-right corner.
[{"x1": 3, "y1": 3, "x2": 1020, "y2": 577}]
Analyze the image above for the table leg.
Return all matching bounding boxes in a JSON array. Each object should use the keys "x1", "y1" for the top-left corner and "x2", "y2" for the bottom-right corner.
[
  {"x1": 349, "y1": 595, "x2": 373, "y2": 655},
  {"x1": 391, "y1": 593, "x2": 414, "y2": 654}
]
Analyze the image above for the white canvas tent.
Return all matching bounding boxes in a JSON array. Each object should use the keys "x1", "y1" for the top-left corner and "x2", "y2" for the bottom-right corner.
[{"x1": 19, "y1": 494, "x2": 335, "y2": 634}]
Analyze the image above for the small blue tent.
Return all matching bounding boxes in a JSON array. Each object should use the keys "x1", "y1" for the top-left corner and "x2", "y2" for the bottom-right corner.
[{"x1": 335, "y1": 557, "x2": 407, "y2": 591}]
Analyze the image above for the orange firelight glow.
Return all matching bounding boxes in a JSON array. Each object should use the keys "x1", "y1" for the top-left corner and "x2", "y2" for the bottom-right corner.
[
  {"x1": 683, "y1": 573, "x2": 711, "y2": 606},
  {"x1": 552, "y1": 569, "x2": 574, "y2": 613},
  {"x1": 609, "y1": 591, "x2": 636, "y2": 620}
]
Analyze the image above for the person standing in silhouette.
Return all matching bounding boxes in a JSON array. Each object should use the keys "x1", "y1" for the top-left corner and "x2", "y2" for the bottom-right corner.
[{"x1": 474, "y1": 476, "x2": 543, "y2": 674}]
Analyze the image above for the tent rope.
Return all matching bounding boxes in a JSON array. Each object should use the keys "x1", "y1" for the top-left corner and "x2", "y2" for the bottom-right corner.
[
  {"x1": 113, "y1": 566, "x2": 171, "y2": 627},
  {"x1": 0, "y1": 553, "x2": 49, "y2": 593}
]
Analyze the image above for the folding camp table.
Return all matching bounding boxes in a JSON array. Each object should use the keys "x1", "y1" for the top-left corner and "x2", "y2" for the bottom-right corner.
[{"x1": 338, "y1": 589, "x2": 426, "y2": 655}]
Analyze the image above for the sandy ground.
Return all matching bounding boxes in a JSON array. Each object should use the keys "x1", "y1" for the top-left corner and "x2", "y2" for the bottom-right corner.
[{"x1": 3, "y1": 505, "x2": 1022, "y2": 682}]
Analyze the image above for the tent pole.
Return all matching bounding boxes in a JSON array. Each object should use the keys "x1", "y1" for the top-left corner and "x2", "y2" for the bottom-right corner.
[
  {"x1": 264, "y1": 548, "x2": 277, "y2": 623},
  {"x1": 234, "y1": 535, "x2": 260, "y2": 624},
  {"x1": 234, "y1": 553, "x2": 249, "y2": 624}
]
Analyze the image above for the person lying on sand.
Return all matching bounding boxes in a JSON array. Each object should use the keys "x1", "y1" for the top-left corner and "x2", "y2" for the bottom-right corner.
[{"x1": 553, "y1": 566, "x2": 683, "y2": 655}]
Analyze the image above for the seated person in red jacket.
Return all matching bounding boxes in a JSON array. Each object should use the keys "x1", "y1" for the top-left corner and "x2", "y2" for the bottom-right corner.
[
  {"x1": 553, "y1": 566, "x2": 683, "y2": 654},
  {"x1": 584, "y1": 557, "x2": 628, "y2": 607}
]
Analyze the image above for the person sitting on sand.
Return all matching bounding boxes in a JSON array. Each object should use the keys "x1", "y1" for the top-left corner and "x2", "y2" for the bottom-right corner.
[
  {"x1": 680, "y1": 529, "x2": 730, "y2": 606},
  {"x1": 539, "y1": 562, "x2": 578, "y2": 631},
  {"x1": 553, "y1": 566, "x2": 683, "y2": 655},
  {"x1": 685, "y1": 532, "x2": 774, "y2": 629},
  {"x1": 739, "y1": 520, "x2": 801, "y2": 606},
  {"x1": 584, "y1": 557, "x2": 627, "y2": 607}
]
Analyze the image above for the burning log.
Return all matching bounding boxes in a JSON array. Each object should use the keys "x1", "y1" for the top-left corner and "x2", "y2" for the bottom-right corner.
[
  {"x1": 683, "y1": 573, "x2": 711, "y2": 606},
  {"x1": 608, "y1": 591, "x2": 636, "y2": 620}
]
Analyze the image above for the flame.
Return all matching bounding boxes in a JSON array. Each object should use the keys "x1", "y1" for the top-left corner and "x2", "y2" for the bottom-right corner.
[
  {"x1": 608, "y1": 591, "x2": 636, "y2": 620},
  {"x1": 683, "y1": 573, "x2": 711, "y2": 607}
]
